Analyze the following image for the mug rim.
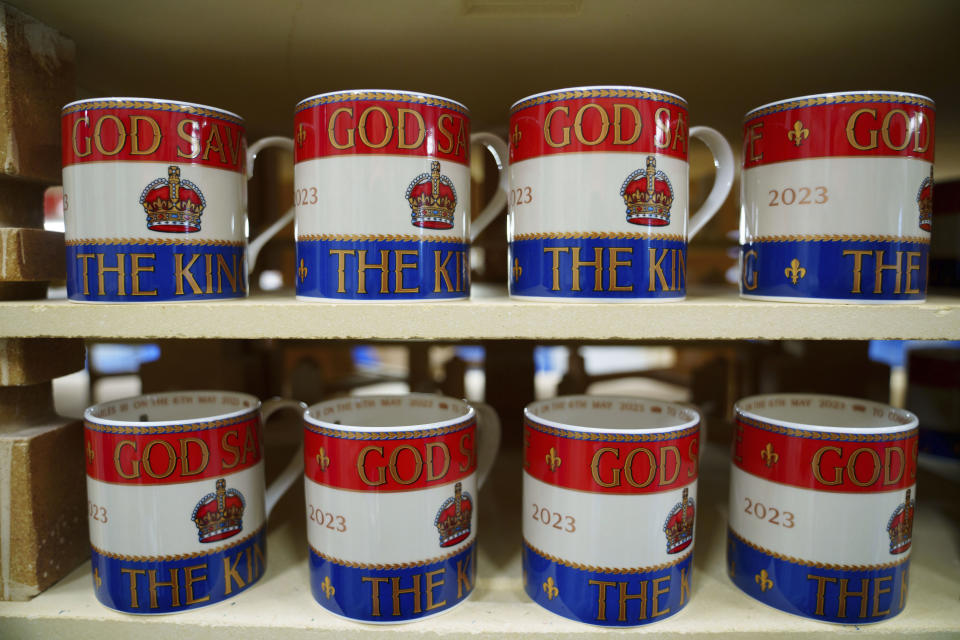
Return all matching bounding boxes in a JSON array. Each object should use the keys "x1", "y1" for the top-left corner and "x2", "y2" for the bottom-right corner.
[
  {"x1": 294, "y1": 89, "x2": 469, "y2": 113},
  {"x1": 734, "y1": 393, "x2": 918, "y2": 434},
  {"x1": 84, "y1": 389, "x2": 261, "y2": 427},
  {"x1": 744, "y1": 90, "x2": 935, "y2": 119},
  {"x1": 304, "y1": 392, "x2": 476, "y2": 433},
  {"x1": 62, "y1": 97, "x2": 244, "y2": 122},
  {"x1": 524, "y1": 394, "x2": 700, "y2": 435},
  {"x1": 510, "y1": 85, "x2": 688, "y2": 111}
]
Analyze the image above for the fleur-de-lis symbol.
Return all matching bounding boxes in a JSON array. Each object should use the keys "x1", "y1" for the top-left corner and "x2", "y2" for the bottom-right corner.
[
  {"x1": 542, "y1": 576, "x2": 559, "y2": 600},
  {"x1": 785, "y1": 258, "x2": 806, "y2": 285},
  {"x1": 316, "y1": 447, "x2": 330, "y2": 471},
  {"x1": 755, "y1": 569, "x2": 774, "y2": 592},
  {"x1": 512, "y1": 258, "x2": 523, "y2": 282},
  {"x1": 296, "y1": 123, "x2": 308, "y2": 148},
  {"x1": 298, "y1": 258, "x2": 309, "y2": 283},
  {"x1": 787, "y1": 120, "x2": 809, "y2": 147},
  {"x1": 86, "y1": 442, "x2": 95, "y2": 464},
  {"x1": 320, "y1": 576, "x2": 335, "y2": 599},
  {"x1": 545, "y1": 447, "x2": 562, "y2": 472},
  {"x1": 511, "y1": 123, "x2": 522, "y2": 149},
  {"x1": 760, "y1": 443, "x2": 779, "y2": 468},
  {"x1": 93, "y1": 568, "x2": 102, "y2": 589}
]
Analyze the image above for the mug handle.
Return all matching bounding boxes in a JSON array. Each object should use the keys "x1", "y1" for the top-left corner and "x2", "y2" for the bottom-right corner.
[
  {"x1": 246, "y1": 136, "x2": 296, "y2": 275},
  {"x1": 468, "y1": 132, "x2": 510, "y2": 243},
  {"x1": 687, "y1": 126, "x2": 735, "y2": 239},
  {"x1": 471, "y1": 401, "x2": 502, "y2": 489},
  {"x1": 259, "y1": 396, "x2": 307, "y2": 517}
]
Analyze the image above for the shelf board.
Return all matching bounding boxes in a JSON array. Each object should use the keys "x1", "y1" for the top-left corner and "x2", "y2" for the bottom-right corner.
[
  {"x1": 0, "y1": 286, "x2": 957, "y2": 340},
  {"x1": 1, "y1": 444, "x2": 957, "y2": 638}
]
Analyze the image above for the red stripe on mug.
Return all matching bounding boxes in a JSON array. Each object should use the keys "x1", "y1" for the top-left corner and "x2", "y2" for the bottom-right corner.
[
  {"x1": 294, "y1": 100, "x2": 470, "y2": 165},
  {"x1": 732, "y1": 417, "x2": 918, "y2": 492},
  {"x1": 523, "y1": 421, "x2": 699, "y2": 494},
  {"x1": 743, "y1": 101, "x2": 935, "y2": 169},
  {"x1": 62, "y1": 108, "x2": 246, "y2": 171},
  {"x1": 305, "y1": 423, "x2": 477, "y2": 491},
  {"x1": 84, "y1": 416, "x2": 262, "y2": 485},
  {"x1": 509, "y1": 97, "x2": 689, "y2": 164}
]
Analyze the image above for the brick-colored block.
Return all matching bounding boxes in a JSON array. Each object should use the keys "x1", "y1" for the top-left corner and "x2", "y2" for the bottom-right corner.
[
  {"x1": 0, "y1": 228, "x2": 65, "y2": 282},
  {"x1": 0, "y1": 339, "x2": 84, "y2": 386},
  {"x1": 0, "y1": 381, "x2": 87, "y2": 600},
  {"x1": 0, "y1": 4, "x2": 76, "y2": 184}
]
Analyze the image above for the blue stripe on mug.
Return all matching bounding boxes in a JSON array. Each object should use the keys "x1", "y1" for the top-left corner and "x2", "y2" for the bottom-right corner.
[
  {"x1": 66, "y1": 241, "x2": 247, "y2": 302},
  {"x1": 740, "y1": 239, "x2": 928, "y2": 301},
  {"x1": 509, "y1": 236, "x2": 686, "y2": 299},
  {"x1": 309, "y1": 541, "x2": 476, "y2": 622},
  {"x1": 89, "y1": 526, "x2": 266, "y2": 614},
  {"x1": 522, "y1": 540, "x2": 693, "y2": 626},
  {"x1": 726, "y1": 528, "x2": 909, "y2": 623},
  {"x1": 296, "y1": 238, "x2": 469, "y2": 300}
]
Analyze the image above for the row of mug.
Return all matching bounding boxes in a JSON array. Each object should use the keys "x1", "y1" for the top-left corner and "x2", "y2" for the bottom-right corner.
[
  {"x1": 83, "y1": 390, "x2": 918, "y2": 626},
  {"x1": 62, "y1": 87, "x2": 935, "y2": 305}
]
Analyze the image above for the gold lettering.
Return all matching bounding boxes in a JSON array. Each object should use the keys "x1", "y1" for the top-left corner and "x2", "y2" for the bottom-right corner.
[
  {"x1": 223, "y1": 551, "x2": 245, "y2": 595},
  {"x1": 174, "y1": 254, "x2": 202, "y2": 295},
  {"x1": 654, "y1": 107, "x2": 672, "y2": 149},
  {"x1": 142, "y1": 439, "x2": 177, "y2": 479},
  {"x1": 130, "y1": 253, "x2": 156, "y2": 296},
  {"x1": 202, "y1": 125, "x2": 227, "y2": 162},
  {"x1": 742, "y1": 249, "x2": 759, "y2": 291},
  {"x1": 812, "y1": 446, "x2": 843, "y2": 486},
  {"x1": 72, "y1": 114, "x2": 92, "y2": 157},
  {"x1": 570, "y1": 246, "x2": 603, "y2": 292},
  {"x1": 651, "y1": 576, "x2": 670, "y2": 617},
  {"x1": 881, "y1": 109, "x2": 911, "y2": 151},
  {"x1": 76, "y1": 254, "x2": 95, "y2": 295},
  {"x1": 846, "y1": 108, "x2": 879, "y2": 150},
  {"x1": 659, "y1": 446, "x2": 680, "y2": 485},
  {"x1": 363, "y1": 576, "x2": 388, "y2": 617},
  {"x1": 176, "y1": 119, "x2": 201, "y2": 158},
  {"x1": 425, "y1": 568, "x2": 446, "y2": 610},
  {"x1": 613, "y1": 104, "x2": 641, "y2": 145},
  {"x1": 573, "y1": 103, "x2": 609, "y2": 146},
  {"x1": 121, "y1": 568, "x2": 146, "y2": 609},
  {"x1": 357, "y1": 445, "x2": 387, "y2": 486},
  {"x1": 93, "y1": 114, "x2": 125, "y2": 156},
  {"x1": 883, "y1": 447, "x2": 904, "y2": 486},
  {"x1": 397, "y1": 108, "x2": 426, "y2": 150},
  {"x1": 328, "y1": 107, "x2": 355, "y2": 150},
  {"x1": 913, "y1": 114, "x2": 930, "y2": 152},
  {"x1": 456, "y1": 550, "x2": 473, "y2": 598},
  {"x1": 391, "y1": 574, "x2": 422, "y2": 615},
  {"x1": 543, "y1": 106, "x2": 570, "y2": 147},
  {"x1": 358, "y1": 106, "x2": 393, "y2": 149},
  {"x1": 904, "y1": 252, "x2": 921, "y2": 294},
  {"x1": 221, "y1": 430, "x2": 241, "y2": 469},
  {"x1": 623, "y1": 447, "x2": 656, "y2": 489},
  {"x1": 179, "y1": 437, "x2": 209, "y2": 477},
  {"x1": 114, "y1": 440, "x2": 139, "y2": 479},
  {"x1": 589, "y1": 579, "x2": 615, "y2": 621},
  {"x1": 838, "y1": 578, "x2": 869, "y2": 618},
  {"x1": 672, "y1": 114, "x2": 688, "y2": 153},
  {"x1": 899, "y1": 566, "x2": 908, "y2": 609},
  {"x1": 148, "y1": 568, "x2": 180, "y2": 609},
  {"x1": 433, "y1": 250, "x2": 454, "y2": 293},
  {"x1": 807, "y1": 574, "x2": 836, "y2": 616},
  {"x1": 680, "y1": 567, "x2": 689, "y2": 605},
  {"x1": 648, "y1": 248, "x2": 668, "y2": 292},
  {"x1": 389, "y1": 444, "x2": 423, "y2": 485},
  {"x1": 426, "y1": 442, "x2": 450, "y2": 482},
  {"x1": 872, "y1": 576, "x2": 892, "y2": 617},
  {"x1": 330, "y1": 249, "x2": 355, "y2": 293},
  {"x1": 747, "y1": 122, "x2": 764, "y2": 162},
  {"x1": 847, "y1": 447, "x2": 881, "y2": 487},
  {"x1": 357, "y1": 249, "x2": 389, "y2": 294},
  {"x1": 129, "y1": 115, "x2": 162, "y2": 155},
  {"x1": 437, "y1": 113, "x2": 455, "y2": 154},
  {"x1": 618, "y1": 580, "x2": 647, "y2": 622},
  {"x1": 96, "y1": 253, "x2": 126, "y2": 296},
  {"x1": 874, "y1": 250, "x2": 903, "y2": 294},
  {"x1": 608, "y1": 247, "x2": 633, "y2": 291},
  {"x1": 544, "y1": 247, "x2": 569, "y2": 291},
  {"x1": 217, "y1": 254, "x2": 241, "y2": 294},
  {"x1": 843, "y1": 249, "x2": 872, "y2": 294},
  {"x1": 183, "y1": 564, "x2": 210, "y2": 606},
  {"x1": 688, "y1": 438, "x2": 699, "y2": 478},
  {"x1": 591, "y1": 447, "x2": 620, "y2": 487}
]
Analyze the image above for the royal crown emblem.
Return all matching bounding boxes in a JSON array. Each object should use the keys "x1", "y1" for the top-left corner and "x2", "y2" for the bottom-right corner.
[
  {"x1": 140, "y1": 165, "x2": 207, "y2": 233},
  {"x1": 663, "y1": 487, "x2": 695, "y2": 554},
  {"x1": 621, "y1": 156, "x2": 674, "y2": 226},
  {"x1": 434, "y1": 481, "x2": 472, "y2": 547},
  {"x1": 887, "y1": 488, "x2": 915, "y2": 555},
  {"x1": 192, "y1": 478, "x2": 245, "y2": 544},
  {"x1": 917, "y1": 169, "x2": 933, "y2": 232},
  {"x1": 406, "y1": 160, "x2": 457, "y2": 230}
]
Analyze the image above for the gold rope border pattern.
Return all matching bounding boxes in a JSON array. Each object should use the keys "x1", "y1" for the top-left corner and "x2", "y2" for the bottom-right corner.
[
  {"x1": 62, "y1": 99, "x2": 244, "y2": 126},
  {"x1": 728, "y1": 527, "x2": 909, "y2": 571},
  {"x1": 745, "y1": 93, "x2": 935, "y2": 121},
  {"x1": 85, "y1": 411, "x2": 257, "y2": 435},
  {"x1": 749, "y1": 234, "x2": 929, "y2": 245},
  {"x1": 513, "y1": 232, "x2": 684, "y2": 242},
  {"x1": 735, "y1": 414, "x2": 917, "y2": 443},
  {"x1": 525, "y1": 418, "x2": 699, "y2": 443},
  {"x1": 305, "y1": 416, "x2": 474, "y2": 440},
  {"x1": 90, "y1": 525, "x2": 264, "y2": 562},
  {"x1": 524, "y1": 539, "x2": 691, "y2": 575},
  {"x1": 297, "y1": 234, "x2": 464, "y2": 244},
  {"x1": 66, "y1": 238, "x2": 245, "y2": 247},
  {"x1": 510, "y1": 88, "x2": 687, "y2": 115},
  {"x1": 309, "y1": 539, "x2": 474, "y2": 570},
  {"x1": 295, "y1": 91, "x2": 469, "y2": 116}
]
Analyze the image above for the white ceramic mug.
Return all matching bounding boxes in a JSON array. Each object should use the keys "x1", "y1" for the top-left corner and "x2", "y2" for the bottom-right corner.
[
  {"x1": 729, "y1": 393, "x2": 918, "y2": 623},
  {"x1": 62, "y1": 97, "x2": 292, "y2": 302},
  {"x1": 740, "y1": 91, "x2": 935, "y2": 302},
  {"x1": 83, "y1": 390, "x2": 304, "y2": 613},
  {"x1": 292, "y1": 90, "x2": 508, "y2": 301},
  {"x1": 507, "y1": 86, "x2": 734, "y2": 301},
  {"x1": 302, "y1": 393, "x2": 501, "y2": 622},
  {"x1": 522, "y1": 395, "x2": 701, "y2": 626}
]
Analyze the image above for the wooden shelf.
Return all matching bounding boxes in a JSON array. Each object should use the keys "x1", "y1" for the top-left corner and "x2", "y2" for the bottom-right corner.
[
  {"x1": 0, "y1": 286, "x2": 957, "y2": 341},
  {"x1": 1, "y1": 444, "x2": 957, "y2": 638}
]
